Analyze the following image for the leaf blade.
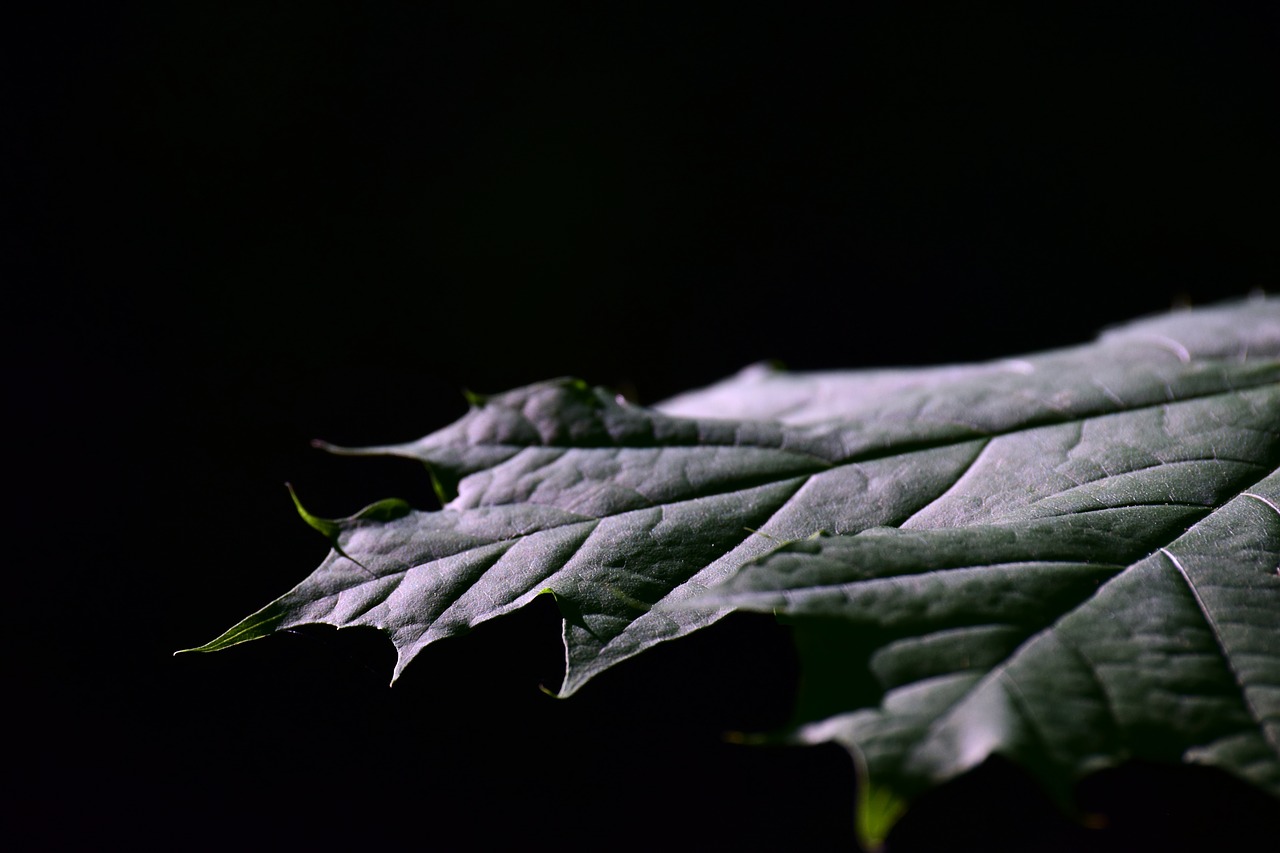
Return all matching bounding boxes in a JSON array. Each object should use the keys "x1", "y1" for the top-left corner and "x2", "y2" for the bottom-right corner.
[
  {"x1": 691, "y1": 464, "x2": 1280, "y2": 837},
  {"x1": 186, "y1": 296, "x2": 1280, "y2": 832}
]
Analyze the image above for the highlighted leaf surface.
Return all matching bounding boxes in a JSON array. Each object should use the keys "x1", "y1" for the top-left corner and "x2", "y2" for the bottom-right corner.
[{"x1": 188, "y1": 297, "x2": 1280, "y2": 834}]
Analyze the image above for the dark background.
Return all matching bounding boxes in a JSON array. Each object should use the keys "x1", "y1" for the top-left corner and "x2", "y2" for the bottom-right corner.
[{"x1": 9, "y1": 2, "x2": 1280, "y2": 850}]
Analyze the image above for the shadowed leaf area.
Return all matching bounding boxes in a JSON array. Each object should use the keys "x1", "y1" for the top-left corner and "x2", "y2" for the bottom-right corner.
[{"x1": 185, "y1": 296, "x2": 1280, "y2": 846}]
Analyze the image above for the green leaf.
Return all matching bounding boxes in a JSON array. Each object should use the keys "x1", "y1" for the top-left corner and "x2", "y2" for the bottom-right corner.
[
  {"x1": 183, "y1": 296, "x2": 1280, "y2": 841},
  {"x1": 679, "y1": 300, "x2": 1280, "y2": 843}
]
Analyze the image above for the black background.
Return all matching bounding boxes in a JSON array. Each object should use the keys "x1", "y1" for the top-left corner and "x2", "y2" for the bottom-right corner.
[{"x1": 9, "y1": 2, "x2": 1280, "y2": 850}]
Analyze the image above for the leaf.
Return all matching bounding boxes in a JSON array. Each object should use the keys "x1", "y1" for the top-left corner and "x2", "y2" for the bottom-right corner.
[
  {"x1": 678, "y1": 300, "x2": 1280, "y2": 844},
  {"x1": 183, "y1": 296, "x2": 1280, "y2": 842}
]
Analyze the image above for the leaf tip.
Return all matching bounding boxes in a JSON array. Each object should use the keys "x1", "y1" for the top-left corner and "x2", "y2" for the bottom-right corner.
[
  {"x1": 286, "y1": 483, "x2": 341, "y2": 541},
  {"x1": 390, "y1": 648, "x2": 415, "y2": 686},
  {"x1": 352, "y1": 497, "x2": 412, "y2": 523},
  {"x1": 175, "y1": 603, "x2": 290, "y2": 657},
  {"x1": 311, "y1": 439, "x2": 367, "y2": 457},
  {"x1": 426, "y1": 464, "x2": 457, "y2": 506},
  {"x1": 846, "y1": 746, "x2": 909, "y2": 851},
  {"x1": 856, "y1": 782, "x2": 907, "y2": 852}
]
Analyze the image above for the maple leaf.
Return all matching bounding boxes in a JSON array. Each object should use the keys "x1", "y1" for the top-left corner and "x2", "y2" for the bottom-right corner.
[{"x1": 183, "y1": 296, "x2": 1280, "y2": 843}]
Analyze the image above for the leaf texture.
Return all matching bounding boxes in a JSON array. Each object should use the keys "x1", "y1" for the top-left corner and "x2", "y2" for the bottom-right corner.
[
  {"x1": 186, "y1": 296, "x2": 1280, "y2": 832},
  {"x1": 679, "y1": 298, "x2": 1280, "y2": 839}
]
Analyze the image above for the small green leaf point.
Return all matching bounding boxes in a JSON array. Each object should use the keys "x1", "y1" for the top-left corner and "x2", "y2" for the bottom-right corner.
[
  {"x1": 285, "y1": 484, "x2": 407, "y2": 577},
  {"x1": 426, "y1": 464, "x2": 460, "y2": 505},
  {"x1": 286, "y1": 482, "x2": 340, "y2": 541},
  {"x1": 175, "y1": 601, "x2": 289, "y2": 654},
  {"x1": 857, "y1": 779, "x2": 908, "y2": 852},
  {"x1": 537, "y1": 683, "x2": 567, "y2": 699},
  {"x1": 352, "y1": 496, "x2": 412, "y2": 523}
]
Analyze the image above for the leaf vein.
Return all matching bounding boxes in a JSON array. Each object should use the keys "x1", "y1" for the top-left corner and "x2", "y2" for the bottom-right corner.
[{"x1": 1159, "y1": 547, "x2": 1279, "y2": 757}]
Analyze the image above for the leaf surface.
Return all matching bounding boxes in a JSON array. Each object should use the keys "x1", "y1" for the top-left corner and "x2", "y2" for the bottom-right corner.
[
  {"x1": 678, "y1": 299, "x2": 1280, "y2": 841},
  {"x1": 185, "y1": 297, "x2": 1280, "y2": 837}
]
